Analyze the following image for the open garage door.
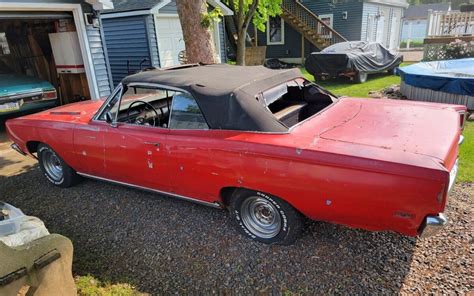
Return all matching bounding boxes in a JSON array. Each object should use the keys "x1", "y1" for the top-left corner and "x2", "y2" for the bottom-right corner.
[{"x1": 0, "y1": 12, "x2": 93, "y2": 119}]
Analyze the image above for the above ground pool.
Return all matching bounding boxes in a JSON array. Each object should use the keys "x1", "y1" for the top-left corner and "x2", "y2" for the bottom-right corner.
[{"x1": 397, "y1": 58, "x2": 474, "y2": 110}]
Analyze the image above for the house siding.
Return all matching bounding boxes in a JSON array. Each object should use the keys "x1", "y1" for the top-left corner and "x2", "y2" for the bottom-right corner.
[
  {"x1": 219, "y1": 20, "x2": 227, "y2": 63},
  {"x1": 255, "y1": 22, "x2": 307, "y2": 59},
  {"x1": 300, "y1": 0, "x2": 364, "y2": 41},
  {"x1": 159, "y1": 1, "x2": 178, "y2": 14},
  {"x1": 102, "y1": 15, "x2": 153, "y2": 86},
  {"x1": 361, "y1": 2, "x2": 404, "y2": 49},
  {"x1": 145, "y1": 14, "x2": 160, "y2": 67},
  {"x1": 86, "y1": 25, "x2": 112, "y2": 96}
]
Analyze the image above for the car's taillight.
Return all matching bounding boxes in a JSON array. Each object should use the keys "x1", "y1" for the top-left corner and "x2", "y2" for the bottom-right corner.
[{"x1": 42, "y1": 90, "x2": 57, "y2": 100}]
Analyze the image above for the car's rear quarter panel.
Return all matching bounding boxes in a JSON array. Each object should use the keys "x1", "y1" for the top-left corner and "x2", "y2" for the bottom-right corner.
[{"x1": 232, "y1": 146, "x2": 445, "y2": 236}]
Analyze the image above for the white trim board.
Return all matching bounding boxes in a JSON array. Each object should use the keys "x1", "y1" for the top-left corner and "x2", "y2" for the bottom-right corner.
[{"x1": 0, "y1": 2, "x2": 101, "y2": 100}]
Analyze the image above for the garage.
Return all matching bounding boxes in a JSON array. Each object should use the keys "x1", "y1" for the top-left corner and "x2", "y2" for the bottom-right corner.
[
  {"x1": 155, "y1": 15, "x2": 185, "y2": 67},
  {"x1": 0, "y1": 1, "x2": 114, "y2": 121}
]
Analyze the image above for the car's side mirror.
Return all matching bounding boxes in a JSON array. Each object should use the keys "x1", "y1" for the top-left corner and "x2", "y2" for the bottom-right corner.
[{"x1": 105, "y1": 112, "x2": 115, "y2": 126}]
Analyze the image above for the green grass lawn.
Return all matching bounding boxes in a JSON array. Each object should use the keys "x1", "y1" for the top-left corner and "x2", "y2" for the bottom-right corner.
[{"x1": 301, "y1": 67, "x2": 473, "y2": 183}]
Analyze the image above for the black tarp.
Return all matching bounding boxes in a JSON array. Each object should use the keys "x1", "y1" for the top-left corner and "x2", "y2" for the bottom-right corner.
[
  {"x1": 122, "y1": 64, "x2": 302, "y2": 132},
  {"x1": 305, "y1": 41, "x2": 403, "y2": 77}
]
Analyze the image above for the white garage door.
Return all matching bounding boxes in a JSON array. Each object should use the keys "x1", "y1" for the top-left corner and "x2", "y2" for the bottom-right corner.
[{"x1": 155, "y1": 16, "x2": 185, "y2": 67}]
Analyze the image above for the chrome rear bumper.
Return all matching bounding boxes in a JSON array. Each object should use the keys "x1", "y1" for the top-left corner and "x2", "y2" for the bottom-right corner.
[{"x1": 419, "y1": 213, "x2": 448, "y2": 238}]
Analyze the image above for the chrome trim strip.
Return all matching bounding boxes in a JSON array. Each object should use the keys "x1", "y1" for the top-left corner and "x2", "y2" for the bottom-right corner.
[
  {"x1": 448, "y1": 159, "x2": 459, "y2": 194},
  {"x1": 93, "y1": 84, "x2": 123, "y2": 121},
  {"x1": 459, "y1": 135, "x2": 464, "y2": 145},
  {"x1": 77, "y1": 172, "x2": 223, "y2": 209},
  {"x1": 419, "y1": 213, "x2": 448, "y2": 238},
  {"x1": 10, "y1": 143, "x2": 26, "y2": 156}
]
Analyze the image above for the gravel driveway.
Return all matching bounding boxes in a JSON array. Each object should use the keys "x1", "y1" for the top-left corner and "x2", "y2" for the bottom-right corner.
[{"x1": 0, "y1": 164, "x2": 472, "y2": 294}]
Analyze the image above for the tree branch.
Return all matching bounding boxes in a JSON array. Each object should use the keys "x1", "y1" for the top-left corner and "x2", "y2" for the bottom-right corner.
[{"x1": 243, "y1": 0, "x2": 259, "y2": 29}]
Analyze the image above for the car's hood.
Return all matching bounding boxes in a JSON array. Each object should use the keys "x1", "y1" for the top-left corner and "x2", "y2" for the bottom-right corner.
[
  {"x1": 20, "y1": 99, "x2": 105, "y2": 124},
  {"x1": 294, "y1": 98, "x2": 462, "y2": 170},
  {"x1": 0, "y1": 73, "x2": 54, "y2": 97}
]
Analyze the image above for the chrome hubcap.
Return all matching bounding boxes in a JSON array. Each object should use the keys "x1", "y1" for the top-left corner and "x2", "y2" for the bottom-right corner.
[
  {"x1": 241, "y1": 196, "x2": 281, "y2": 239},
  {"x1": 43, "y1": 150, "x2": 63, "y2": 181}
]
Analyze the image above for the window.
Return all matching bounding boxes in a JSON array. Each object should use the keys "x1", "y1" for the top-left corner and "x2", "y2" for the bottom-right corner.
[
  {"x1": 98, "y1": 84, "x2": 208, "y2": 130},
  {"x1": 169, "y1": 93, "x2": 208, "y2": 130},
  {"x1": 318, "y1": 14, "x2": 333, "y2": 39},
  {"x1": 263, "y1": 78, "x2": 336, "y2": 128},
  {"x1": 267, "y1": 16, "x2": 284, "y2": 45},
  {"x1": 0, "y1": 33, "x2": 10, "y2": 56}
]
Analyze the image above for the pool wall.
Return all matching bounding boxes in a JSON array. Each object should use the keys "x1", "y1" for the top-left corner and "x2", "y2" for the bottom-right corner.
[{"x1": 401, "y1": 81, "x2": 474, "y2": 111}]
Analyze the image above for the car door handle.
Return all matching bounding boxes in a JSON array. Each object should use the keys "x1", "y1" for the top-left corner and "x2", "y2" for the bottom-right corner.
[{"x1": 144, "y1": 141, "x2": 160, "y2": 147}]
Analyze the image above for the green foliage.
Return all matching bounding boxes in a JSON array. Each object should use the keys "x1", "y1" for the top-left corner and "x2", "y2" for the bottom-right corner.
[
  {"x1": 459, "y1": 122, "x2": 474, "y2": 183},
  {"x1": 442, "y1": 39, "x2": 474, "y2": 60},
  {"x1": 252, "y1": 0, "x2": 282, "y2": 32},
  {"x1": 224, "y1": 0, "x2": 282, "y2": 31},
  {"x1": 399, "y1": 40, "x2": 424, "y2": 49},
  {"x1": 201, "y1": 6, "x2": 223, "y2": 29},
  {"x1": 76, "y1": 275, "x2": 146, "y2": 296}
]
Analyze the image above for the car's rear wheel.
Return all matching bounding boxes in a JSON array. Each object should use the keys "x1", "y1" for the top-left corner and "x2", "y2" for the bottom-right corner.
[
  {"x1": 229, "y1": 190, "x2": 303, "y2": 245},
  {"x1": 38, "y1": 144, "x2": 81, "y2": 188},
  {"x1": 354, "y1": 71, "x2": 368, "y2": 83}
]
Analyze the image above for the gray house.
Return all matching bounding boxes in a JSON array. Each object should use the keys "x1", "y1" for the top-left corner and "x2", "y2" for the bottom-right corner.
[
  {"x1": 101, "y1": 0, "x2": 232, "y2": 86},
  {"x1": 0, "y1": 0, "x2": 115, "y2": 99},
  {"x1": 254, "y1": 0, "x2": 408, "y2": 63}
]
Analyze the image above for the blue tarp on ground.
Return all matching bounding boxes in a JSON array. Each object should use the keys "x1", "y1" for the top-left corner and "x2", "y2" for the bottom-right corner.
[{"x1": 397, "y1": 58, "x2": 474, "y2": 96}]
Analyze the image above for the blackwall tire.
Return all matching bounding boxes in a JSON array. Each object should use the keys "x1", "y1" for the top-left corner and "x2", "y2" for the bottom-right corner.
[
  {"x1": 38, "y1": 144, "x2": 81, "y2": 188},
  {"x1": 355, "y1": 72, "x2": 368, "y2": 83},
  {"x1": 229, "y1": 190, "x2": 303, "y2": 245}
]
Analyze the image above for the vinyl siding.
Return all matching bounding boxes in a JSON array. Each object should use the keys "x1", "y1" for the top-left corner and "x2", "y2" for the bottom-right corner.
[
  {"x1": 159, "y1": 1, "x2": 178, "y2": 14},
  {"x1": 145, "y1": 14, "x2": 160, "y2": 67},
  {"x1": 102, "y1": 15, "x2": 153, "y2": 86},
  {"x1": 361, "y1": 3, "x2": 404, "y2": 49},
  {"x1": 86, "y1": 26, "x2": 112, "y2": 97},
  {"x1": 300, "y1": 0, "x2": 364, "y2": 41},
  {"x1": 219, "y1": 20, "x2": 227, "y2": 63}
]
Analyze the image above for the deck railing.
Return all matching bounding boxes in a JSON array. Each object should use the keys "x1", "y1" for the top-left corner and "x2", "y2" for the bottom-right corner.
[
  {"x1": 427, "y1": 10, "x2": 474, "y2": 37},
  {"x1": 281, "y1": 0, "x2": 346, "y2": 46}
]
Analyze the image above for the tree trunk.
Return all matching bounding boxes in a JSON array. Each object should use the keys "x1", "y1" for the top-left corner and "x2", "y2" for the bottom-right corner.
[
  {"x1": 236, "y1": 31, "x2": 246, "y2": 65},
  {"x1": 176, "y1": 0, "x2": 217, "y2": 64}
]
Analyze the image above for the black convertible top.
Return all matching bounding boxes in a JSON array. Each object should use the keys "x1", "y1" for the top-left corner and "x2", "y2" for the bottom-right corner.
[{"x1": 122, "y1": 64, "x2": 302, "y2": 132}]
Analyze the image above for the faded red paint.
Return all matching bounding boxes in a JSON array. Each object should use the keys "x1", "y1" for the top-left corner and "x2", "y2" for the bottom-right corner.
[{"x1": 6, "y1": 97, "x2": 466, "y2": 237}]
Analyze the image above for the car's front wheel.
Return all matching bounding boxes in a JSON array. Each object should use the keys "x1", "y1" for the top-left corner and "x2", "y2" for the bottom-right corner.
[
  {"x1": 229, "y1": 190, "x2": 303, "y2": 245},
  {"x1": 38, "y1": 143, "x2": 81, "y2": 188}
]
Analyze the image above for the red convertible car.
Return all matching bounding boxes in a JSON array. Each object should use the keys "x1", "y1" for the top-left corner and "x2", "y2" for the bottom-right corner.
[{"x1": 6, "y1": 64, "x2": 466, "y2": 244}]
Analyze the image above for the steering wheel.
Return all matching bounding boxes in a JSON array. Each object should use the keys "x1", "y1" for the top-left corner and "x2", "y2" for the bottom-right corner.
[{"x1": 126, "y1": 100, "x2": 159, "y2": 127}]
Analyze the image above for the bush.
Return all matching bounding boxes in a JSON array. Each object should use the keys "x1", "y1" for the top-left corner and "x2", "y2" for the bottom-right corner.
[{"x1": 442, "y1": 39, "x2": 474, "y2": 59}]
